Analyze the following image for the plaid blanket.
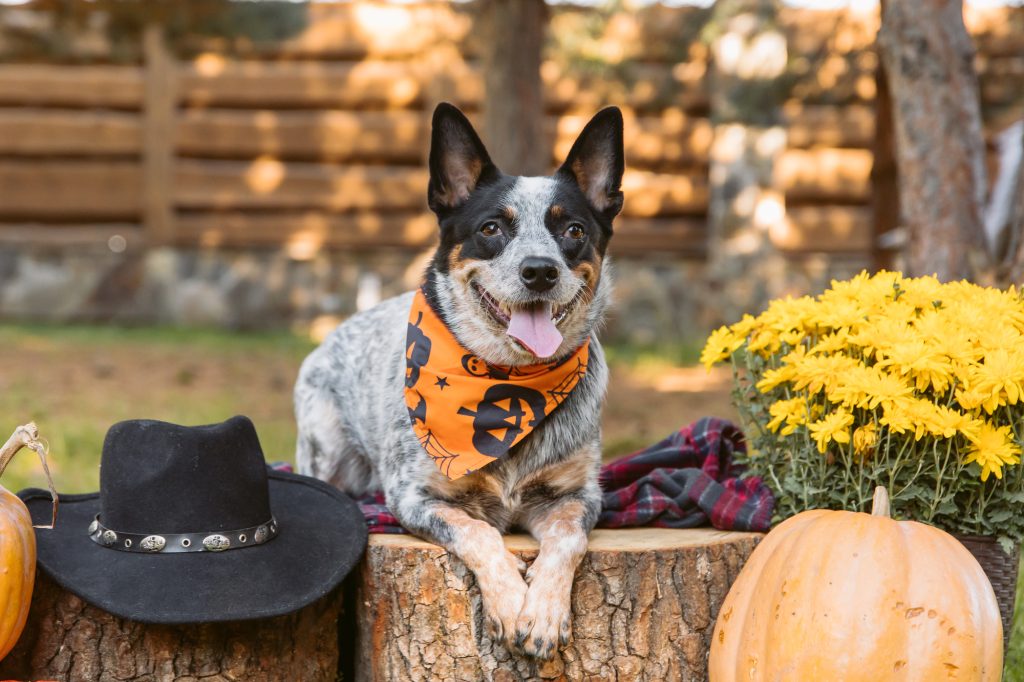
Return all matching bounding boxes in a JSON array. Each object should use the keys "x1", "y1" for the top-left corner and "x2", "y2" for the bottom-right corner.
[
  {"x1": 596, "y1": 417, "x2": 773, "y2": 532},
  {"x1": 274, "y1": 417, "x2": 773, "y2": 534}
]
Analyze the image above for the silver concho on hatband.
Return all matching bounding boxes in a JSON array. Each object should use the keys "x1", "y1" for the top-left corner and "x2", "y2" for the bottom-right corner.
[{"x1": 88, "y1": 515, "x2": 279, "y2": 554}]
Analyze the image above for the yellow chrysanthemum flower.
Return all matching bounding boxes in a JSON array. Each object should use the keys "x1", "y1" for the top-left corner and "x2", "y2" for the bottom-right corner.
[
  {"x1": 966, "y1": 348, "x2": 1024, "y2": 413},
  {"x1": 808, "y1": 409, "x2": 854, "y2": 454},
  {"x1": 700, "y1": 326, "x2": 744, "y2": 370},
  {"x1": 765, "y1": 397, "x2": 810, "y2": 436},
  {"x1": 789, "y1": 354, "x2": 862, "y2": 396},
  {"x1": 852, "y1": 422, "x2": 877, "y2": 456},
  {"x1": 701, "y1": 271, "x2": 1024, "y2": 483},
  {"x1": 874, "y1": 339, "x2": 954, "y2": 393},
  {"x1": 964, "y1": 424, "x2": 1022, "y2": 482},
  {"x1": 756, "y1": 365, "x2": 796, "y2": 394},
  {"x1": 828, "y1": 366, "x2": 913, "y2": 411}
]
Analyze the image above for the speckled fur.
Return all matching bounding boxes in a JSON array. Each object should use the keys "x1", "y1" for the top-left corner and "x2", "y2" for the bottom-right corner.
[{"x1": 295, "y1": 103, "x2": 624, "y2": 659}]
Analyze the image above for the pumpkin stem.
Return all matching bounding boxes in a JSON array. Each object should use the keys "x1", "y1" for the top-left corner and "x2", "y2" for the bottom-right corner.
[
  {"x1": 871, "y1": 485, "x2": 891, "y2": 518},
  {"x1": 0, "y1": 423, "x2": 59, "y2": 529}
]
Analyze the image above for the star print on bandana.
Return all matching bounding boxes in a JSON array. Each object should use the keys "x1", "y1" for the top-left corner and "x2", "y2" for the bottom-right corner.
[{"x1": 404, "y1": 289, "x2": 589, "y2": 480}]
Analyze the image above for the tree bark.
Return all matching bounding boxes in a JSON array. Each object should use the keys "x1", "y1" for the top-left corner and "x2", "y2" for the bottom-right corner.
[
  {"x1": 478, "y1": 0, "x2": 548, "y2": 175},
  {"x1": 876, "y1": 0, "x2": 988, "y2": 281},
  {"x1": 1004, "y1": 124, "x2": 1024, "y2": 283},
  {"x1": 355, "y1": 528, "x2": 762, "y2": 682},
  {"x1": 0, "y1": 570, "x2": 345, "y2": 681},
  {"x1": 870, "y1": 27, "x2": 899, "y2": 272}
]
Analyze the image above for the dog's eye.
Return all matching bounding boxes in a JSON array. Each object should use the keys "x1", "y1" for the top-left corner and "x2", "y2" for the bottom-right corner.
[
  {"x1": 479, "y1": 221, "x2": 501, "y2": 237},
  {"x1": 564, "y1": 224, "x2": 585, "y2": 240}
]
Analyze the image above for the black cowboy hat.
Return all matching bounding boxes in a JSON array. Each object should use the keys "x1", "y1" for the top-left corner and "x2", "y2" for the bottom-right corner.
[{"x1": 18, "y1": 416, "x2": 367, "y2": 624}]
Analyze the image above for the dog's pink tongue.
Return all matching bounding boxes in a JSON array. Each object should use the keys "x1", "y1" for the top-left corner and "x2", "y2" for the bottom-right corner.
[{"x1": 508, "y1": 304, "x2": 563, "y2": 358}]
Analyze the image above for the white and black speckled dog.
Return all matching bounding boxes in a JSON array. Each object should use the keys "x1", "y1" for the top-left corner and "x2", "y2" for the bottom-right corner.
[{"x1": 295, "y1": 102, "x2": 623, "y2": 659}]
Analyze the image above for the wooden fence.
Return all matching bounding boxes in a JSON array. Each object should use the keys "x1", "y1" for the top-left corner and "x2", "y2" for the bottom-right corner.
[{"x1": 0, "y1": 2, "x2": 1020, "y2": 261}]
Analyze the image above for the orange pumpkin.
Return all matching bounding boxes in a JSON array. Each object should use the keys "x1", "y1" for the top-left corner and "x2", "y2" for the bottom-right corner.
[
  {"x1": 0, "y1": 423, "x2": 54, "y2": 661},
  {"x1": 709, "y1": 487, "x2": 1003, "y2": 681}
]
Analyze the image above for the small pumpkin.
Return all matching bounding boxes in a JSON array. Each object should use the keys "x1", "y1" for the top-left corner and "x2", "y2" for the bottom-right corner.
[
  {"x1": 0, "y1": 423, "x2": 57, "y2": 661},
  {"x1": 709, "y1": 487, "x2": 1003, "y2": 681}
]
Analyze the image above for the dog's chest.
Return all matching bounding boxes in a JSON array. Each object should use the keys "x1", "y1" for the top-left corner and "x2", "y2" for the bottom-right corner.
[{"x1": 423, "y1": 428, "x2": 596, "y2": 531}]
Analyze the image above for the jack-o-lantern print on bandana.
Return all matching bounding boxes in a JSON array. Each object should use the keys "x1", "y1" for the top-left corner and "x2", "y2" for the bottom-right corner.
[{"x1": 405, "y1": 289, "x2": 589, "y2": 480}]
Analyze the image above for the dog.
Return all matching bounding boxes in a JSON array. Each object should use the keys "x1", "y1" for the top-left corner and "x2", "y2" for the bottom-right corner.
[{"x1": 295, "y1": 102, "x2": 623, "y2": 660}]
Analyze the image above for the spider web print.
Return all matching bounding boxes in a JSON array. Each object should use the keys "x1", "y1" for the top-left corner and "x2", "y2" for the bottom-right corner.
[
  {"x1": 547, "y1": 357, "x2": 587, "y2": 406},
  {"x1": 419, "y1": 430, "x2": 462, "y2": 478}
]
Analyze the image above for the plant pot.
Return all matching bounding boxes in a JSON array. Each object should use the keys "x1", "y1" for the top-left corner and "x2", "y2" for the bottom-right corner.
[{"x1": 955, "y1": 534, "x2": 1020, "y2": 654}]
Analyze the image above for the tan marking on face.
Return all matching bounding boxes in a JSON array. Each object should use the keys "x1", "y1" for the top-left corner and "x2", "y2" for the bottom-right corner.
[
  {"x1": 572, "y1": 257, "x2": 601, "y2": 293},
  {"x1": 446, "y1": 244, "x2": 478, "y2": 290},
  {"x1": 502, "y1": 205, "x2": 516, "y2": 221},
  {"x1": 549, "y1": 204, "x2": 563, "y2": 219}
]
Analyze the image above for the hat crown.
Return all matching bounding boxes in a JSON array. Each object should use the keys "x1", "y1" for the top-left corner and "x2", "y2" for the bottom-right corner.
[{"x1": 99, "y1": 416, "x2": 272, "y2": 534}]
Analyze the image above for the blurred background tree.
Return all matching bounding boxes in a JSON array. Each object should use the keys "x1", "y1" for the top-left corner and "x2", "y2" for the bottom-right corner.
[
  {"x1": 477, "y1": 0, "x2": 547, "y2": 175},
  {"x1": 877, "y1": 0, "x2": 988, "y2": 281}
]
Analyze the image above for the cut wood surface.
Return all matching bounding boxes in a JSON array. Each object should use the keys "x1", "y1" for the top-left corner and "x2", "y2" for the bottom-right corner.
[
  {"x1": 177, "y1": 59, "x2": 707, "y2": 114},
  {"x1": 174, "y1": 161, "x2": 431, "y2": 212},
  {"x1": 179, "y1": 59, "x2": 474, "y2": 110},
  {"x1": 0, "y1": 161, "x2": 141, "y2": 219},
  {"x1": 355, "y1": 528, "x2": 762, "y2": 682},
  {"x1": 0, "y1": 65, "x2": 143, "y2": 109},
  {"x1": 174, "y1": 162, "x2": 709, "y2": 217},
  {"x1": 777, "y1": 206, "x2": 873, "y2": 252},
  {"x1": 784, "y1": 104, "x2": 874, "y2": 149},
  {"x1": 777, "y1": 148, "x2": 873, "y2": 203},
  {"x1": 0, "y1": 109, "x2": 141, "y2": 156},
  {"x1": 173, "y1": 211, "x2": 706, "y2": 256},
  {"x1": 0, "y1": 571, "x2": 344, "y2": 682},
  {"x1": 175, "y1": 109, "x2": 712, "y2": 170},
  {"x1": 176, "y1": 109, "x2": 430, "y2": 163}
]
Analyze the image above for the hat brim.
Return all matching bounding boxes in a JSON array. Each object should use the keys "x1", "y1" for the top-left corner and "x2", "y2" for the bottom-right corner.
[{"x1": 19, "y1": 470, "x2": 368, "y2": 624}]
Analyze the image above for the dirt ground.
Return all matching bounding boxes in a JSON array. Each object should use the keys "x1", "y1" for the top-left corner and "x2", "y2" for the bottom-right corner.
[{"x1": 0, "y1": 324, "x2": 737, "y2": 494}]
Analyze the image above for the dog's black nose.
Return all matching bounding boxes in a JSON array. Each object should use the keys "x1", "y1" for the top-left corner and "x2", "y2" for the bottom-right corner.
[{"x1": 520, "y1": 257, "x2": 559, "y2": 293}]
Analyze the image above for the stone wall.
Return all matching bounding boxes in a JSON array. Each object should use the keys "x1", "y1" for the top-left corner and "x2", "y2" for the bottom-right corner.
[{"x1": 0, "y1": 242, "x2": 869, "y2": 345}]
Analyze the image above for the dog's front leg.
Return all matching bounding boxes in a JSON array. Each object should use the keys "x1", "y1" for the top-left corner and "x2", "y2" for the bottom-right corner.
[
  {"x1": 515, "y1": 489, "x2": 599, "y2": 659},
  {"x1": 391, "y1": 495, "x2": 528, "y2": 647}
]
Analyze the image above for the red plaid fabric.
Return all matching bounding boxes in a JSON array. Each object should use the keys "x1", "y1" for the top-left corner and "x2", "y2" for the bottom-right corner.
[
  {"x1": 596, "y1": 417, "x2": 773, "y2": 532},
  {"x1": 273, "y1": 417, "x2": 774, "y2": 534}
]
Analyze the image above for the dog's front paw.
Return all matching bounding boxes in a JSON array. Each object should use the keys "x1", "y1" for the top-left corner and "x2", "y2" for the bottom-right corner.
[
  {"x1": 476, "y1": 552, "x2": 529, "y2": 644},
  {"x1": 512, "y1": 575, "x2": 573, "y2": 660}
]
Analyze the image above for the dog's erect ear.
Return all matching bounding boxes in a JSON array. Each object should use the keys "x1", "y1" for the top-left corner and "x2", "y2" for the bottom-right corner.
[
  {"x1": 428, "y1": 103, "x2": 499, "y2": 214},
  {"x1": 557, "y1": 106, "x2": 624, "y2": 218}
]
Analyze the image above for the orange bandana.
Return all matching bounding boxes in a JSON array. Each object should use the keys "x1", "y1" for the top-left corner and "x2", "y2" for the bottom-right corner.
[{"x1": 404, "y1": 289, "x2": 589, "y2": 480}]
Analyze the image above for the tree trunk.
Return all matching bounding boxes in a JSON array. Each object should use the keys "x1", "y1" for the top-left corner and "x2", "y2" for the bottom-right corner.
[
  {"x1": 355, "y1": 528, "x2": 762, "y2": 682},
  {"x1": 479, "y1": 0, "x2": 548, "y2": 175},
  {"x1": 0, "y1": 570, "x2": 345, "y2": 681},
  {"x1": 876, "y1": 0, "x2": 988, "y2": 281},
  {"x1": 1004, "y1": 124, "x2": 1024, "y2": 283},
  {"x1": 870, "y1": 28, "x2": 899, "y2": 272}
]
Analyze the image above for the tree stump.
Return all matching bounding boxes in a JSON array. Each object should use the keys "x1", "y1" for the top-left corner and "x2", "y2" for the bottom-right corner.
[
  {"x1": 355, "y1": 528, "x2": 762, "y2": 682},
  {"x1": 0, "y1": 570, "x2": 345, "y2": 681}
]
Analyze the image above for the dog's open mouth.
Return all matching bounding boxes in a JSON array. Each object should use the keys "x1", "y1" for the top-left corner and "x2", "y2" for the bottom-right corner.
[{"x1": 472, "y1": 282, "x2": 579, "y2": 358}]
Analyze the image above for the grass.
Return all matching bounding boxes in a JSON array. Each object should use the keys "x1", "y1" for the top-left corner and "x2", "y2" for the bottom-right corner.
[
  {"x1": 0, "y1": 322, "x2": 1020, "y2": 673},
  {"x1": 0, "y1": 323, "x2": 316, "y2": 493}
]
